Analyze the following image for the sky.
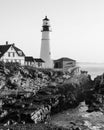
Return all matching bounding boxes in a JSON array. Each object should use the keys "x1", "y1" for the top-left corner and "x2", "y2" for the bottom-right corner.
[{"x1": 0, "y1": 0, "x2": 104, "y2": 63}]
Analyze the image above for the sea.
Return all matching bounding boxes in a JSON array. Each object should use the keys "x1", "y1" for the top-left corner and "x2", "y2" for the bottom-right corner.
[{"x1": 77, "y1": 62, "x2": 104, "y2": 80}]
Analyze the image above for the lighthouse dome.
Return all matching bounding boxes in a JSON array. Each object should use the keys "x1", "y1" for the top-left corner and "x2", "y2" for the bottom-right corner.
[
  {"x1": 43, "y1": 16, "x2": 50, "y2": 26},
  {"x1": 43, "y1": 16, "x2": 49, "y2": 21}
]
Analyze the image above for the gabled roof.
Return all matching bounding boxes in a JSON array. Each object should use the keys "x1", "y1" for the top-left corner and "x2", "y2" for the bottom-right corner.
[
  {"x1": 0, "y1": 44, "x2": 11, "y2": 57},
  {"x1": 0, "y1": 44, "x2": 25, "y2": 57},
  {"x1": 13, "y1": 46, "x2": 25, "y2": 56},
  {"x1": 54, "y1": 57, "x2": 76, "y2": 62},
  {"x1": 34, "y1": 58, "x2": 45, "y2": 63},
  {"x1": 25, "y1": 56, "x2": 34, "y2": 62}
]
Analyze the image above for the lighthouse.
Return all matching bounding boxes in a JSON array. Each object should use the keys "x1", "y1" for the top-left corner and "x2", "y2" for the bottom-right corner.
[{"x1": 40, "y1": 16, "x2": 53, "y2": 68}]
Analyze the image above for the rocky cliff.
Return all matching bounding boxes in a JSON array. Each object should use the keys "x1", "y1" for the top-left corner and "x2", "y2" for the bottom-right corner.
[
  {"x1": 85, "y1": 73, "x2": 104, "y2": 112},
  {"x1": 0, "y1": 62, "x2": 93, "y2": 129}
]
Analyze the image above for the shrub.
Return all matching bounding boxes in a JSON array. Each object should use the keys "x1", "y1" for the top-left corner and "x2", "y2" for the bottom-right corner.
[{"x1": 5, "y1": 62, "x2": 20, "y2": 73}]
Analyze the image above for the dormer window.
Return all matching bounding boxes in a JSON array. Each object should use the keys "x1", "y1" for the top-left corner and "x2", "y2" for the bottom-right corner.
[{"x1": 18, "y1": 51, "x2": 22, "y2": 56}]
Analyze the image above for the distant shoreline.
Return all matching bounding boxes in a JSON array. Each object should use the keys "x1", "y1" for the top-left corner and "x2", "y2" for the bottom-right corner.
[{"x1": 78, "y1": 62, "x2": 104, "y2": 80}]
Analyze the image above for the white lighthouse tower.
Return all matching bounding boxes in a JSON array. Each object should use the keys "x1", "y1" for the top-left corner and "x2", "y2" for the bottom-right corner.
[{"x1": 40, "y1": 16, "x2": 53, "y2": 68}]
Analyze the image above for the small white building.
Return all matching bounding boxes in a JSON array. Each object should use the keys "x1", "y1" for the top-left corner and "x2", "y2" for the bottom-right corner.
[
  {"x1": 34, "y1": 58, "x2": 45, "y2": 68},
  {"x1": 25, "y1": 56, "x2": 34, "y2": 66},
  {"x1": 0, "y1": 42, "x2": 25, "y2": 65},
  {"x1": 54, "y1": 57, "x2": 76, "y2": 70},
  {"x1": 25, "y1": 57, "x2": 45, "y2": 68}
]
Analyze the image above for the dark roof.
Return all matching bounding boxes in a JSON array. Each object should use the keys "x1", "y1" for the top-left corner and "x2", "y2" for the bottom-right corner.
[
  {"x1": 43, "y1": 16, "x2": 49, "y2": 21},
  {"x1": 25, "y1": 56, "x2": 34, "y2": 62},
  {"x1": 54, "y1": 57, "x2": 76, "y2": 62},
  {"x1": 0, "y1": 44, "x2": 11, "y2": 57},
  {"x1": 34, "y1": 58, "x2": 45, "y2": 62},
  {"x1": 13, "y1": 46, "x2": 25, "y2": 56},
  {"x1": 0, "y1": 44, "x2": 25, "y2": 57}
]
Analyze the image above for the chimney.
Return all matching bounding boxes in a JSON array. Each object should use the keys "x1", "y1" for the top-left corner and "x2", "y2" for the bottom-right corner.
[
  {"x1": 6, "y1": 41, "x2": 8, "y2": 45},
  {"x1": 13, "y1": 43, "x2": 15, "y2": 46}
]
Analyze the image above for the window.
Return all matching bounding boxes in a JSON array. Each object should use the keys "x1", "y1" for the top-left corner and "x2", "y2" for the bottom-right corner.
[
  {"x1": 6, "y1": 59, "x2": 9, "y2": 62},
  {"x1": 30, "y1": 62, "x2": 32, "y2": 65},
  {"x1": 27, "y1": 62, "x2": 29, "y2": 66},
  {"x1": 11, "y1": 46, "x2": 13, "y2": 50},
  {"x1": 18, "y1": 51, "x2": 22, "y2": 56},
  {"x1": 38, "y1": 62, "x2": 42, "y2": 67},
  {"x1": 13, "y1": 52, "x2": 15, "y2": 57},
  {"x1": 19, "y1": 60, "x2": 21, "y2": 64},
  {"x1": 8, "y1": 52, "x2": 10, "y2": 57}
]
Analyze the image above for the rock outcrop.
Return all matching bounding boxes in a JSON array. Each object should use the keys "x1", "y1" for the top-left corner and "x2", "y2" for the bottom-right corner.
[
  {"x1": 0, "y1": 62, "x2": 93, "y2": 129},
  {"x1": 84, "y1": 73, "x2": 104, "y2": 112}
]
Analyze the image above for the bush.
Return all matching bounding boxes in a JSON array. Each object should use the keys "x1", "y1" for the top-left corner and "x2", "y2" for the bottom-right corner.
[
  {"x1": 5, "y1": 62, "x2": 21, "y2": 73},
  {"x1": 0, "y1": 61, "x2": 5, "y2": 69}
]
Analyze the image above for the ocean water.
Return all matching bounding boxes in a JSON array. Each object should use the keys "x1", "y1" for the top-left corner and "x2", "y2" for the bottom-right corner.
[{"x1": 77, "y1": 62, "x2": 104, "y2": 80}]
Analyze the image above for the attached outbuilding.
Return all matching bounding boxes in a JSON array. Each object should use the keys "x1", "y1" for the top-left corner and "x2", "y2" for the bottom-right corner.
[
  {"x1": 34, "y1": 58, "x2": 45, "y2": 68},
  {"x1": 25, "y1": 56, "x2": 34, "y2": 66}
]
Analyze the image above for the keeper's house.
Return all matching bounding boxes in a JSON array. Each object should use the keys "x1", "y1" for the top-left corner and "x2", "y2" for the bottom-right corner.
[{"x1": 0, "y1": 41, "x2": 25, "y2": 65}]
